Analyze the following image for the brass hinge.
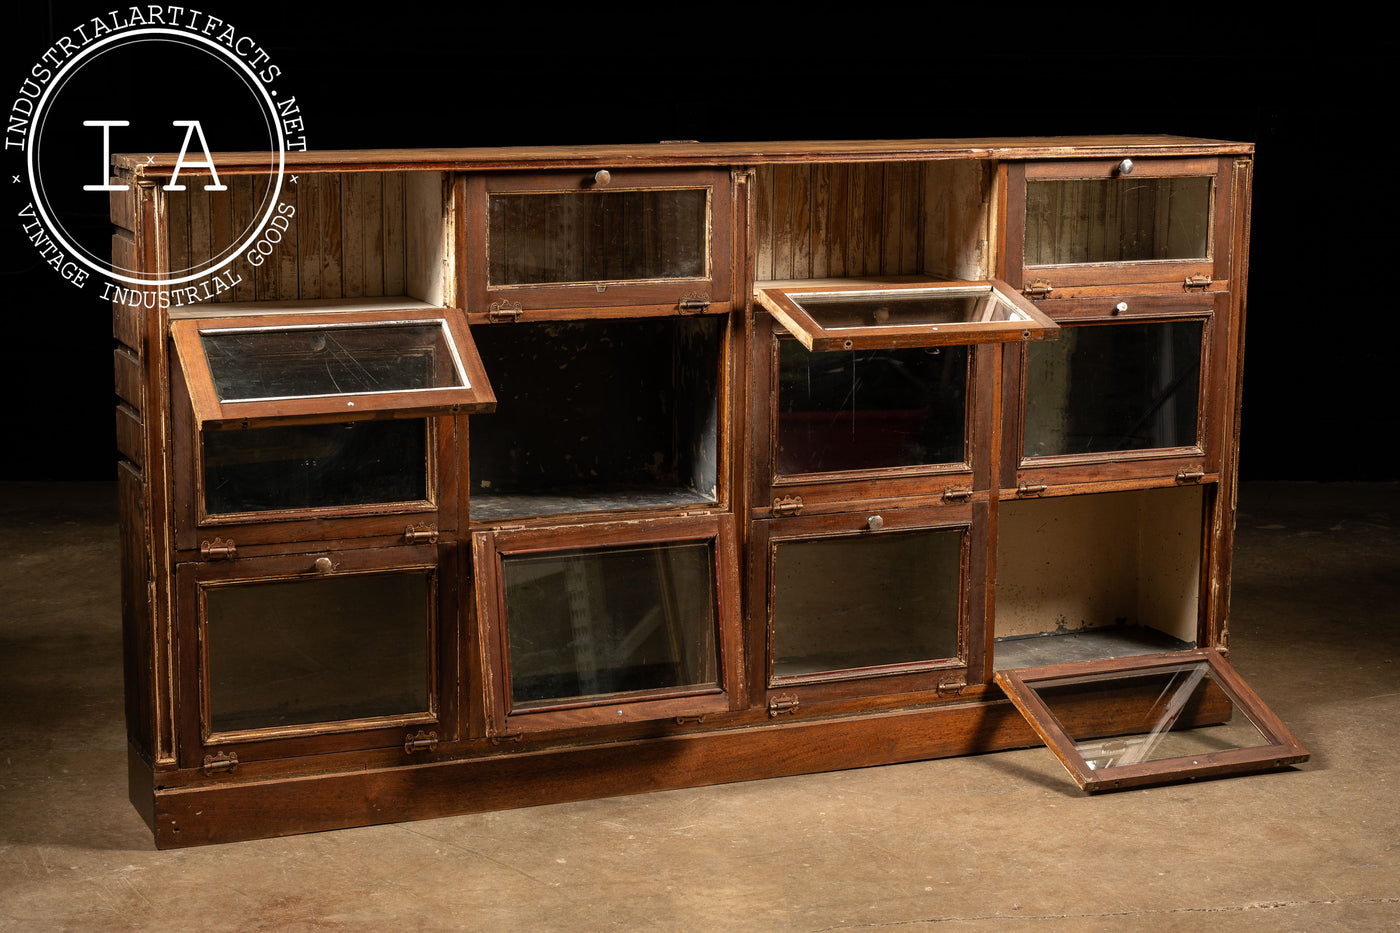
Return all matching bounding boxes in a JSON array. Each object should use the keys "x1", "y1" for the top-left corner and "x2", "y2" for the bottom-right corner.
[
  {"x1": 678, "y1": 293, "x2": 712, "y2": 314},
  {"x1": 404, "y1": 730, "x2": 439, "y2": 753},
  {"x1": 1176, "y1": 469, "x2": 1206, "y2": 484},
  {"x1": 1183, "y1": 274, "x2": 1212, "y2": 291},
  {"x1": 1016, "y1": 482, "x2": 1048, "y2": 498},
  {"x1": 943, "y1": 484, "x2": 973, "y2": 503},
  {"x1": 488, "y1": 300, "x2": 523, "y2": 322},
  {"x1": 202, "y1": 751, "x2": 238, "y2": 775},
  {"x1": 768, "y1": 694, "x2": 800, "y2": 718},
  {"x1": 771, "y1": 495, "x2": 804, "y2": 517},
  {"x1": 1023, "y1": 281, "x2": 1053, "y2": 300},
  {"x1": 200, "y1": 537, "x2": 237, "y2": 560},
  {"x1": 404, "y1": 522, "x2": 439, "y2": 544},
  {"x1": 937, "y1": 674, "x2": 967, "y2": 698}
]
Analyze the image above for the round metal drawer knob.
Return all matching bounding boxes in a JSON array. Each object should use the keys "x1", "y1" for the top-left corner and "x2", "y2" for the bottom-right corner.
[
  {"x1": 867, "y1": 515, "x2": 884, "y2": 531},
  {"x1": 313, "y1": 557, "x2": 335, "y2": 574},
  {"x1": 1113, "y1": 301, "x2": 1128, "y2": 316},
  {"x1": 1117, "y1": 158, "x2": 1135, "y2": 175},
  {"x1": 593, "y1": 169, "x2": 611, "y2": 186}
]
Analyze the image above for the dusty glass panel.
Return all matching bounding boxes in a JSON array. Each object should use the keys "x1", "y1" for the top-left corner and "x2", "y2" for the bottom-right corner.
[
  {"x1": 792, "y1": 286, "x2": 1029, "y2": 330},
  {"x1": 203, "y1": 419, "x2": 428, "y2": 515},
  {"x1": 502, "y1": 541, "x2": 718, "y2": 706},
  {"x1": 205, "y1": 571, "x2": 431, "y2": 734},
  {"x1": 771, "y1": 529, "x2": 961, "y2": 679},
  {"x1": 470, "y1": 317, "x2": 721, "y2": 520},
  {"x1": 1024, "y1": 662, "x2": 1269, "y2": 769},
  {"x1": 1025, "y1": 176, "x2": 1211, "y2": 266},
  {"x1": 1024, "y1": 321, "x2": 1202, "y2": 457},
  {"x1": 487, "y1": 188, "x2": 709, "y2": 286},
  {"x1": 777, "y1": 342, "x2": 967, "y2": 474},
  {"x1": 200, "y1": 321, "x2": 463, "y2": 402}
]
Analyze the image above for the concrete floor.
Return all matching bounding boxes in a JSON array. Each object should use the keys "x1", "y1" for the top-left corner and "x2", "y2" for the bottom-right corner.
[{"x1": 1, "y1": 481, "x2": 1397, "y2": 931}]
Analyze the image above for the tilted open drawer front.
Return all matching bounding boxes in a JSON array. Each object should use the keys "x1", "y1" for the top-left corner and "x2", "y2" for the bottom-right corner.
[
  {"x1": 755, "y1": 279, "x2": 1058, "y2": 351},
  {"x1": 996, "y1": 650, "x2": 1308, "y2": 792},
  {"x1": 171, "y1": 308, "x2": 496, "y2": 429}
]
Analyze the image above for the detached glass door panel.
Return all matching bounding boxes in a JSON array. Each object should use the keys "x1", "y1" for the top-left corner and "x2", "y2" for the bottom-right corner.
[{"x1": 997, "y1": 650, "x2": 1308, "y2": 792}]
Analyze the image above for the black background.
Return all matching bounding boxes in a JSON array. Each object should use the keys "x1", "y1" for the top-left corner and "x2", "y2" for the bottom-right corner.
[{"x1": 4, "y1": 5, "x2": 1395, "y2": 481}]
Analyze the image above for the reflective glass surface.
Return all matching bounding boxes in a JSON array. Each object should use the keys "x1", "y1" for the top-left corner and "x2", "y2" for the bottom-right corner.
[
  {"x1": 771, "y1": 529, "x2": 961, "y2": 678},
  {"x1": 1027, "y1": 661, "x2": 1269, "y2": 770},
  {"x1": 488, "y1": 188, "x2": 709, "y2": 286},
  {"x1": 205, "y1": 571, "x2": 431, "y2": 734},
  {"x1": 200, "y1": 321, "x2": 462, "y2": 402},
  {"x1": 777, "y1": 342, "x2": 967, "y2": 474},
  {"x1": 1025, "y1": 176, "x2": 1211, "y2": 266},
  {"x1": 791, "y1": 287, "x2": 1028, "y2": 330},
  {"x1": 203, "y1": 419, "x2": 428, "y2": 515},
  {"x1": 502, "y1": 541, "x2": 718, "y2": 706},
  {"x1": 1024, "y1": 321, "x2": 1202, "y2": 456}
]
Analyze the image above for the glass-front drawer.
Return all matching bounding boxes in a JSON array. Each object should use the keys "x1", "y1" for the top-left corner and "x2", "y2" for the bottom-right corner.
[
  {"x1": 1005, "y1": 157, "x2": 1232, "y2": 294},
  {"x1": 1003, "y1": 293, "x2": 1227, "y2": 488},
  {"x1": 474, "y1": 514, "x2": 742, "y2": 733},
  {"x1": 462, "y1": 169, "x2": 732, "y2": 317},
  {"x1": 748, "y1": 504, "x2": 983, "y2": 709},
  {"x1": 176, "y1": 544, "x2": 451, "y2": 763}
]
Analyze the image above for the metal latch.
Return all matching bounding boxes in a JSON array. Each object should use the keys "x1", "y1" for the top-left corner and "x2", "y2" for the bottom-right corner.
[
  {"x1": 1176, "y1": 469, "x2": 1206, "y2": 484},
  {"x1": 404, "y1": 730, "x2": 439, "y2": 753},
  {"x1": 771, "y1": 495, "x2": 804, "y2": 517},
  {"x1": 1017, "y1": 482, "x2": 1048, "y2": 498},
  {"x1": 943, "y1": 484, "x2": 973, "y2": 503},
  {"x1": 202, "y1": 751, "x2": 238, "y2": 775},
  {"x1": 1023, "y1": 281, "x2": 1053, "y2": 300},
  {"x1": 1183, "y1": 274, "x2": 1212, "y2": 291},
  {"x1": 768, "y1": 694, "x2": 800, "y2": 718},
  {"x1": 404, "y1": 522, "x2": 439, "y2": 544},
  {"x1": 200, "y1": 537, "x2": 236, "y2": 560},
  {"x1": 937, "y1": 674, "x2": 967, "y2": 698},
  {"x1": 677, "y1": 293, "x2": 712, "y2": 314},
  {"x1": 487, "y1": 300, "x2": 523, "y2": 322}
]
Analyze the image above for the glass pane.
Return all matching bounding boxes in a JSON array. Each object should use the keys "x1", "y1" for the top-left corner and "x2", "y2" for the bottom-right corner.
[
  {"x1": 772, "y1": 529, "x2": 961, "y2": 678},
  {"x1": 791, "y1": 287, "x2": 1028, "y2": 330},
  {"x1": 1024, "y1": 321, "x2": 1202, "y2": 457},
  {"x1": 1025, "y1": 176, "x2": 1211, "y2": 266},
  {"x1": 488, "y1": 188, "x2": 709, "y2": 286},
  {"x1": 200, "y1": 321, "x2": 463, "y2": 402},
  {"x1": 470, "y1": 317, "x2": 721, "y2": 520},
  {"x1": 205, "y1": 571, "x2": 430, "y2": 733},
  {"x1": 203, "y1": 419, "x2": 428, "y2": 515},
  {"x1": 1028, "y1": 662, "x2": 1270, "y2": 770},
  {"x1": 502, "y1": 541, "x2": 718, "y2": 706},
  {"x1": 777, "y1": 343, "x2": 967, "y2": 474}
]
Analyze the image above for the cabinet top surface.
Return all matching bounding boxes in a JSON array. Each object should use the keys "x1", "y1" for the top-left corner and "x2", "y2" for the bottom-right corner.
[{"x1": 114, "y1": 135, "x2": 1252, "y2": 176}]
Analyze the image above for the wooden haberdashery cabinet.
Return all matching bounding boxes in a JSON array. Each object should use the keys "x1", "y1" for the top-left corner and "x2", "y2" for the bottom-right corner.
[{"x1": 108, "y1": 137, "x2": 1306, "y2": 848}]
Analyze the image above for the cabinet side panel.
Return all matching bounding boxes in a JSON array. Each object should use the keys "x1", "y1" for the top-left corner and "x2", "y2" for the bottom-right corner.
[{"x1": 118, "y1": 460, "x2": 154, "y2": 759}]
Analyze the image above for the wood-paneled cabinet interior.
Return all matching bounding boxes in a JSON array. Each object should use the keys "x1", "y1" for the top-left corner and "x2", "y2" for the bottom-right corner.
[{"x1": 110, "y1": 138, "x2": 1304, "y2": 848}]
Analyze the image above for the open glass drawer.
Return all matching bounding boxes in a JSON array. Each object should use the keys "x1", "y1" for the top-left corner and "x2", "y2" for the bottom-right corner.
[
  {"x1": 755, "y1": 279, "x2": 1058, "y2": 351},
  {"x1": 171, "y1": 308, "x2": 496, "y2": 429}
]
